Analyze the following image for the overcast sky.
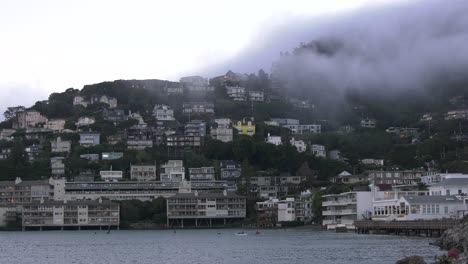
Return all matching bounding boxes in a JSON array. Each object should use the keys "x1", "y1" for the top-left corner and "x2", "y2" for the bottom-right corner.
[{"x1": 0, "y1": 0, "x2": 407, "y2": 112}]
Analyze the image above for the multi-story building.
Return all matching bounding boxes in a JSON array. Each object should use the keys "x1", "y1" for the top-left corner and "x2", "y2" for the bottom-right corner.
[
  {"x1": 0, "y1": 178, "x2": 52, "y2": 206},
  {"x1": 74, "y1": 170, "x2": 96, "y2": 182},
  {"x1": 331, "y1": 171, "x2": 368, "y2": 185},
  {"x1": 52, "y1": 178, "x2": 227, "y2": 201},
  {"x1": 73, "y1": 96, "x2": 89, "y2": 107},
  {"x1": 226, "y1": 86, "x2": 246, "y2": 101},
  {"x1": 248, "y1": 90, "x2": 264, "y2": 102},
  {"x1": 429, "y1": 178, "x2": 468, "y2": 196},
  {"x1": 367, "y1": 170, "x2": 437, "y2": 185},
  {"x1": 130, "y1": 164, "x2": 157, "y2": 181},
  {"x1": 44, "y1": 119, "x2": 66, "y2": 132},
  {"x1": 182, "y1": 102, "x2": 215, "y2": 115},
  {"x1": 51, "y1": 137, "x2": 71, "y2": 153},
  {"x1": 233, "y1": 118, "x2": 255, "y2": 136},
  {"x1": 185, "y1": 120, "x2": 206, "y2": 136},
  {"x1": 249, "y1": 175, "x2": 305, "y2": 198},
  {"x1": 25, "y1": 144, "x2": 42, "y2": 161},
  {"x1": 266, "y1": 133, "x2": 282, "y2": 146},
  {"x1": 421, "y1": 173, "x2": 468, "y2": 185},
  {"x1": 79, "y1": 132, "x2": 100, "y2": 147},
  {"x1": 127, "y1": 139, "x2": 154, "y2": 150},
  {"x1": 271, "y1": 118, "x2": 300, "y2": 126},
  {"x1": 220, "y1": 160, "x2": 241, "y2": 180},
  {"x1": 322, "y1": 191, "x2": 373, "y2": 230},
  {"x1": 14, "y1": 111, "x2": 48, "y2": 129},
  {"x1": 153, "y1": 104, "x2": 175, "y2": 121},
  {"x1": 25, "y1": 128, "x2": 53, "y2": 143},
  {"x1": 189, "y1": 167, "x2": 215, "y2": 181},
  {"x1": 310, "y1": 144, "x2": 326, "y2": 158},
  {"x1": 166, "y1": 134, "x2": 202, "y2": 154},
  {"x1": 50, "y1": 157, "x2": 65, "y2": 177},
  {"x1": 99, "y1": 170, "x2": 123, "y2": 181},
  {"x1": 256, "y1": 197, "x2": 312, "y2": 227},
  {"x1": 420, "y1": 114, "x2": 433, "y2": 122},
  {"x1": 75, "y1": 117, "x2": 95, "y2": 127},
  {"x1": 166, "y1": 190, "x2": 246, "y2": 228},
  {"x1": 102, "y1": 109, "x2": 127, "y2": 122},
  {"x1": 290, "y1": 138, "x2": 306, "y2": 152},
  {"x1": 160, "y1": 160, "x2": 185, "y2": 183},
  {"x1": 211, "y1": 119, "x2": 233, "y2": 142},
  {"x1": 22, "y1": 199, "x2": 120, "y2": 230},
  {"x1": 360, "y1": 118, "x2": 376, "y2": 128}
]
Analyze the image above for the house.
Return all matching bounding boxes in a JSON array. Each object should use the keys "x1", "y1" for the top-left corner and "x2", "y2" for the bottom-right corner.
[
  {"x1": 128, "y1": 111, "x2": 146, "y2": 126},
  {"x1": 107, "y1": 133, "x2": 124, "y2": 145},
  {"x1": 361, "y1": 159, "x2": 384, "y2": 166},
  {"x1": 160, "y1": 160, "x2": 185, "y2": 183},
  {"x1": 310, "y1": 144, "x2": 326, "y2": 158},
  {"x1": 100, "y1": 170, "x2": 123, "y2": 181},
  {"x1": 328, "y1": 150, "x2": 343, "y2": 161},
  {"x1": 101, "y1": 152, "x2": 124, "y2": 160},
  {"x1": 153, "y1": 104, "x2": 175, "y2": 121},
  {"x1": 429, "y1": 178, "x2": 468, "y2": 196},
  {"x1": 220, "y1": 160, "x2": 242, "y2": 180},
  {"x1": 182, "y1": 102, "x2": 215, "y2": 115},
  {"x1": 75, "y1": 117, "x2": 95, "y2": 127},
  {"x1": 256, "y1": 197, "x2": 313, "y2": 227},
  {"x1": 50, "y1": 157, "x2": 65, "y2": 177},
  {"x1": 73, "y1": 95, "x2": 89, "y2": 107},
  {"x1": 283, "y1": 124, "x2": 321, "y2": 134},
  {"x1": 79, "y1": 132, "x2": 100, "y2": 147},
  {"x1": 166, "y1": 191, "x2": 246, "y2": 228},
  {"x1": 51, "y1": 137, "x2": 71, "y2": 153},
  {"x1": 22, "y1": 199, "x2": 119, "y2": 230},
  {"x1": 189, "y1": 167, "x2": 215, "y2": 181},
  {"x1": 25, "y1": 144, "x2": 42, "y2": 161},
  {"x1": 226, "y1": 86, "x2": 246, "y2": 101},
  {"x1": 102, "y1": 109, "x2": 127, "y2": 122},
  {"x1": 445, "y1": 109, "x2": 468, "y2": 120},
  {"x1": 44, "y1": 119, "x2": 66, "y2": 132},
  {"x1": 130, "y1": 164, "x2": 157, "y2": 181},
  {"x1": 421, "y1": 173, "x2": 468, "y2": 185},
  {"x1": 322, "y1": 191, "x2": 373, "y2": 230},
  {"x1": 180, "y1": 76, "x2": 209, "y2": 87},
  {"x1": 90, "y1": 95, "x2": 118, "y2": 108},
  {"x1": 233, "y1": 118, "x2": 255, "y2": 136},
  {"x1": 360, "y1": 118, "x2": 376, "y2": 128},
  {"x1": 367, "y1": 170, "x2": 437, "y2": 186},
  {"x1": 185, "y1": 120, "x2": 206, "y2": 136},
  {"x1": 211, "y1": 125, "x2": 233, "y2": 143},
  {"x1": 166, "y1": 134, "x2": 202, "y2": 154},
  {"x1": 79, "y1": 154, "x2": 99, "y2": 162},
  {"x1": 0, "y1": 129, "x2": 16, "y2": 141},
  {"x1": 331, "y1": 171, "x2": 368, "y2": 185},
  {"x1": 420, "y1": 114, "x2": 433, "y2": 122},
  {"x1": 14, "y1": 111, "x2": 48, "y2": 129},
  {"x1": 371, "y1": 195, "x2": 467, "y2": 221},
  {"x1": 25, "y1": 128, "x2": 53, "y2": 143},
  {"x1": 0, "y1": 148, "x2": 11, "y2": 160},
  {"x1": 127, "y1": 139, "x2": 154, "y2": 150},
  {"x1": 271, "y1": 118, "x2": 300, "y2": 126},
  {"x1": 249, "y1": 90, "x2": 264, "y2": 102},
  {"x1": 290, "y1": 138, "x2": 306, "y2": 152},
  {"x1": 266, "y1": 133, "x2": 281, "y2": 146}
]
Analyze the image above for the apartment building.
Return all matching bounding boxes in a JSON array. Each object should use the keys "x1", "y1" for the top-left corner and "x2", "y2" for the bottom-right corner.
[
  {"x1": 160, "y1": 160, "x2": 185, "y2": 183},
  {"x1": 51, "y1": 137, "x2": 71, "y2": 153},
  {"x1": 14, "y1": 111, "x2": 48, "y2": 129},
  {"x1": 130, "y1": 164, "x2": 157, "y2": 181},
  {"x1": 153, "y1": 104, "x2": 175, "y2": 121},
  {"x1": 367, "y1": 170, "x2": 437, "y2": 185},
  {"x1": 0, "y1": 178, "x2": 52, "y2": 206},
  {"x1": 189, "y1": 167, "x2": 215, "y2": 181},
  {"x1": 322, "y1": 192, "x2": 373, "y2": 230},
  {"x1": 79, "y1": 132, "x2": 100, "y2": 147}
]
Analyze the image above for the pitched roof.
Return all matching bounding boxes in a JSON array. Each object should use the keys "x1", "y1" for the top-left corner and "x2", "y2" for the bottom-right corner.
[{"x1": 432, "y1": 178, "x2": 468, "y2": 187}]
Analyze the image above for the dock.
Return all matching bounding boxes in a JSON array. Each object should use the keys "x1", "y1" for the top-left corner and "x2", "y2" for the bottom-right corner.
[{"x1": 355, "y1": 219, "x2": 460, "y2": 237}]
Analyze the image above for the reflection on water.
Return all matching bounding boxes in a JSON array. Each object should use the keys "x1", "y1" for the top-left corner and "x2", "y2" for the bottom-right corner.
[{"x1": 0, "y1": 228, "x2": 443, "y2": 264}]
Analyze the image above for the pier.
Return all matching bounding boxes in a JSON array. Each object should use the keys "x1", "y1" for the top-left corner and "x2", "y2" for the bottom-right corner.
[{"x1": 355, "y1": 219, "x2": 460, "y2": 237}]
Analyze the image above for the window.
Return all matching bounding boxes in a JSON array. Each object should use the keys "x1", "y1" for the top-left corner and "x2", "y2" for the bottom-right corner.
[{"x1": 444, "y1": 206, "x2": 449, "y2": 214}]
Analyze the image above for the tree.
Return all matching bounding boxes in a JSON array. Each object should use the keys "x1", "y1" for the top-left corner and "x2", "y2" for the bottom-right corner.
[{"x1": 4, "y1": 106, "x2": 25, "y2": 120}]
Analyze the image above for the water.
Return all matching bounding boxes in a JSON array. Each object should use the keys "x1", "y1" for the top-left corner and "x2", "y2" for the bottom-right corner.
[{"x1": 0, "y1": 228, "x2": 443, "y2": 264}]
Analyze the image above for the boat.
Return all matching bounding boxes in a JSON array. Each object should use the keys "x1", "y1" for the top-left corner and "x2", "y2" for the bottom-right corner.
[
  {"x1": 335, "y1": 224, "x2": 348, "y2": 233},
  {"x1": 235, "y1": 231, "x2": 247, "y2": 236},
  {"x1": 255, "y1": 230, "x2": 263, "y2": 235}
]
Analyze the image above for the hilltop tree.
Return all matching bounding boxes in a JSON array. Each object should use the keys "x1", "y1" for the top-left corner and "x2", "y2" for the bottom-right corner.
[{"x1": 3, "y1": 106, "x2": 25, "y2": 120}]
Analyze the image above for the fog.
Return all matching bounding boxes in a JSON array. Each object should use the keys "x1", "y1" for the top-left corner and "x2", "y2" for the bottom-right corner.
[{"x1": 206, "y1": 0, "x2": 468, "y2": 99}]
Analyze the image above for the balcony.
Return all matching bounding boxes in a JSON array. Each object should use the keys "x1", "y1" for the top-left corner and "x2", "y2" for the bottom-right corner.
[
  {"x1": 322, "y1": 199, "x2": 357, "y2": 207},
  {"x1": 322, "y1": 209, "x2": 357, "y2": 216}
]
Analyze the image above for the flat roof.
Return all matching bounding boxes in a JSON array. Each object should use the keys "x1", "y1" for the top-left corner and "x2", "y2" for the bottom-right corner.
[{"x1": 169, "y1": 192, "x2": 245, "y2": 199}]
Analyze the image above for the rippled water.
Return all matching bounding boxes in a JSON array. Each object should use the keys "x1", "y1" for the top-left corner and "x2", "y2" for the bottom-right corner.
[{"x1": 0, "y1": 228, "x2": 443, "y2": 264}]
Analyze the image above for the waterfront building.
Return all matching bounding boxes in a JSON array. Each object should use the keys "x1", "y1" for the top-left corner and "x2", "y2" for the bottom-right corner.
[
  {"x1": 51, "y1": 137, "x2": 71, "y2": 153},
  {"x1": 22, "y1": 199, "x2": 120, "y2": 230},
  {"x1": 322, "y1": 191, "x2": 373, "y2": 230},
  {"x1": 130, "y1": 164, "x2": 157, "y2": 181},
  {"x1": 421, "y1": 173, "x2": 468, "y2": 185},
  {"x1": 189, "y1": 167, "x2": 215, "y2": 181},
  {"x1": 429, "y1": 178, "x2": 468, "y2": 196},
  {"x1": 166, "y1": 190, "x2": 246, "y2": 228},
  {"x1": 256, "y1": 197, "x2": 312, "y2": 227}
]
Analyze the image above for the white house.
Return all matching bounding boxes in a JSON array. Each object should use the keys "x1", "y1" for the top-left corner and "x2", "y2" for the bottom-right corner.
[
  {"x1": 277, "y1": 198, "x2": 296, "y2": 222},
  {"x1": 429, "y1": 178, "x2": 468, "y2": 196},
  {"x1": 310, "y1": 144, "x2": 326, "y2": 158},
  {"x1": 266, "y1": 133, "x2": 282, "y2": 146},
  {"x1": 160, "y1": 160, "x2": 185, "y2": 183},
  {"x1": 153, "y1": 104, "x2": 175, "y2": 121},
  {"x1": 290, "y1": 138, "x2": 306, "y2": 152},
  {"x1": 75, "y1": 117, "x2": 95, "y2": 127}
]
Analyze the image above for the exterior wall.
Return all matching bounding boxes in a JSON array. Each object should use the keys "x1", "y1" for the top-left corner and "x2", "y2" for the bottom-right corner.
[
  {"x1": 79, "y1": 133, "x2": 100, "y2": 146},
  {"x1": 368, "y1": 170, "x2": 436, "y2": 185},
  {"x1": 51, "y1": 137, "x2": 71, "y2": 153},
  {"x1": 189, "y1": 167, "x2": 215, "y2": 181},
  {"x1": 226, "y1": 86, "x2": 246, "y2": 101},
  {"x1": 44, "y1": 119, "x2": 66, "y2": 131},
  {"x1": 130, "y1": 165, "x2": 157, "y2": 181},
  {"x1": 211, "y1": 127, "x2": 233, "y2": 142},
  {"x1": 322, "y1": 192, "x2": 372, "y2": 230},
  {"x1": 290, "y1": 139, "x2": 306, "y2": 152},
  {"x1": 153, "y1": 105, "x2": 175, "y2": 121},
  {"x1": 266, "y1": 134, "x2": 281, "y2": 146},
  {"x1": 277, "y1": 199, "x2": 296, "y2": 222},
  {"x1": 160, "y1": 160, "x2": 185, "y2": 183},
  {"x1": 75, "y1": 117, "x2": 95, "y2": 127},
  {"x1": 14, "y1": 111, "x2": 48, "y2": 129},
  {"x1": 233, "y1": 119, "x2": 255, "y2": 136},
  {"x1": 249, "y1": 91, "x2": 264, "y2": 102},
  {"x1": 311, "y1": 144, "x2": 326, "y2": 157},
  {"x1": 185, "y1": 120, "x2": 206, "y2": 136},
  {"x1": 100, "y1": 171, "x2": 123, "y2": 181}
]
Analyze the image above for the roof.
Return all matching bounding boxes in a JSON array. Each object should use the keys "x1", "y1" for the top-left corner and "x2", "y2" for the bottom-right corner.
[
  {"x1": 27, "y1": 199, "x2": 117, "y2": 206},
  {"x1": 169, "y1": 192, "x2": 246, "y2": 199},
  {"x1": 403, "y1": 195, "x2": 462, "y2": 204},
  {"x1": 431, "y1": 178, "x2": 468, "y2": 187}
]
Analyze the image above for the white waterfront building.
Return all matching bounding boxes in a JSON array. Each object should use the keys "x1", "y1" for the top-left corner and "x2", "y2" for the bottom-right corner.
[{"x1": 322, "y1": 192, "x2": 373, "y2": 230}]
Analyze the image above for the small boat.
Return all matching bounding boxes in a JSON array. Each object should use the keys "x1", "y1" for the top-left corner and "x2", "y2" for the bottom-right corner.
[
  {"x1": 255, "y1": 230, "x2": 263, "y2": 235},
  {"x1": 235, "y1": 231, "x2": 247, "y2": 236}
]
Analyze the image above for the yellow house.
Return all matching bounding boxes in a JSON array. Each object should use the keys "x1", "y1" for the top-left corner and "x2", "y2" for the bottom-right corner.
[{"x1": 233, "y1": 118, "x2": 255, "y2": 136}]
